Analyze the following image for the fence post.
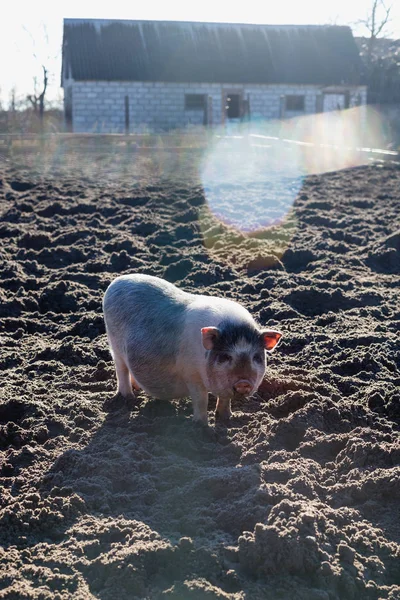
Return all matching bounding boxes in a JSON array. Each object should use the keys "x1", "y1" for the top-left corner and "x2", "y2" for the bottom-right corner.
[{"x1": 124, "y1": 96, "x2": 130, "y2": 134}]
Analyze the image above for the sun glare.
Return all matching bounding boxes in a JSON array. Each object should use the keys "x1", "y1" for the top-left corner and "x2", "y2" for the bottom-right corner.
[{"x1": 200, "y1": 105, "x2": 388, "y2": 234}]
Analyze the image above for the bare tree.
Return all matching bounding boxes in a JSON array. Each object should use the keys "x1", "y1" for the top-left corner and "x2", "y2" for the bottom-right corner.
[
  {"x1": 5, "y1": 87, "x2": 19, "y2": 133},
  {"x1": 27, "y1": 65, "x2": 49, "y2": 124},
  {"x1": 9, "y1": 88, "x2": 17, "y2": 113},
  {"x1": 23, "y1": 23, "x2": 51, "y2": 129},
  {"x1": 359, "y1": 0, "x2": 392, "y2": 66}
]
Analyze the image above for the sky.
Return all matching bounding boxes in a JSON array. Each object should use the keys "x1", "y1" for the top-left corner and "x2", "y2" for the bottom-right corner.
[{"x1": 0, "y1": 0, "x2": 399, "y2": 107}]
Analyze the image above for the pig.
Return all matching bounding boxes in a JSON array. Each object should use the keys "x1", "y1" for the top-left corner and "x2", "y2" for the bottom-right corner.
[{"x1": 103, "y1": 274, "x2": 282, "y2": 425}]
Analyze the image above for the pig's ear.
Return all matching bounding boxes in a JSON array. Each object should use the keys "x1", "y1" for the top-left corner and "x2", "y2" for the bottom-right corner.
[
  {"x1": 260, "y1": 329, "x2": 282, "y2": 352},
  {"x1": 201, "y1": 327, "x2": 220, "y2": 350}
]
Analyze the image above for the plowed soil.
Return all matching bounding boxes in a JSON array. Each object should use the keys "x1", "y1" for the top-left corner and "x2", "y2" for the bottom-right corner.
[{"x1": 0, "y1": 146, "x2": 399, "y2": 600}]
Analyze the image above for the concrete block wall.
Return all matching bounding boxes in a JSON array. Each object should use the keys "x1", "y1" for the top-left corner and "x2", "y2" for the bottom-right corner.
[
  {"x1": 245, "y1": 84, "x2": 319, "y2": 121},
  {"x1": 70, "y1": 81, "x2": 367, "y2": 133}
]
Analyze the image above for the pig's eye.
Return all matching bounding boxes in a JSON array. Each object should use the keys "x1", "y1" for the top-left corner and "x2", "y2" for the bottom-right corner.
[
  {"x1": 217, "y1": 353, "x2": 232, "y2": 364},
  {"x1": 253, "y1": 353, "x2": 264, "y2": 364}
]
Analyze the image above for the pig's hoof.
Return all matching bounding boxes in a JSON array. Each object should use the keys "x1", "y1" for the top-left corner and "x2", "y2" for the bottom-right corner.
[
  {"x1": 215, "y1": 410, "x2": 232, "y2": 422},
  {"x1": 192, "y1": 416, "x2": 209, "y2": 428},
  {"x1": 124, "y1": 394, "x2": 140, "y2": 411},
  {"x1": 192, "y1": 420, "x2": 218, "y2": 441},
  {"x1": 104, "y1": 392, "x2": 138, "y2": 412}
]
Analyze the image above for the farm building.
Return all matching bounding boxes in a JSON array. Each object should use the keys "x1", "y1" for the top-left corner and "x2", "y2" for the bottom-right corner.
[{"x1": 61, "y1": 19, "x2": 367, "y2": 133}]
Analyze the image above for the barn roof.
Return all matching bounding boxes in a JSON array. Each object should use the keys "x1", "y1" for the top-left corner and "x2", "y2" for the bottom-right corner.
[{"x1": 62, "y1": 19, "x2": 364, "y2": 86}]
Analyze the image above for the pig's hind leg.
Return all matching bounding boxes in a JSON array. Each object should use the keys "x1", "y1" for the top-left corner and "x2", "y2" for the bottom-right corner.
[
  {"x1": 108, "y1": 337, "x2": 135, "y2": 400},
  {"x1": 112, "y1": 353, "x2": 135, "y2": 400}
]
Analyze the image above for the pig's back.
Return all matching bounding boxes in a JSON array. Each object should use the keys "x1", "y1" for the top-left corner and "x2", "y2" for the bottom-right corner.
[{"x1": 103, "y1": 274, "x2": 191, "y2": 352}]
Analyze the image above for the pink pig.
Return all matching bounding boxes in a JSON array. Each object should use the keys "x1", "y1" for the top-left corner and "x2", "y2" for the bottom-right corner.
[{"x1": 103, "y1": 274, "x2": 282, "y2": 425}]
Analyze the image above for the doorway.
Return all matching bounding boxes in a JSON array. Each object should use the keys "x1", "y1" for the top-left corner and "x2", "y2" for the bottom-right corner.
[
  {"x1": 226, "y1": 93, "x2": 241, "y2": 119},
  {"x1": 223, "y1": 91, "x2": 244, "y2": 122}
]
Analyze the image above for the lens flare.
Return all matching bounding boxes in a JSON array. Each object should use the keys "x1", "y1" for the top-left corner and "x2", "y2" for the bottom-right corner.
[
  {"x1": 200, "y1": 131, "x2": 303, "y2": 235},
  {"x1": 199, "y1": 123, "x2": 302, "y2": 267},
  {"x1": 198, "y1": 106, "x2": 391, "y2": 266}
]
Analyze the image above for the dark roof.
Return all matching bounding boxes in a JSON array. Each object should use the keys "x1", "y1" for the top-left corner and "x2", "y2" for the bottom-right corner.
[{"x1": 62, "y1": 19, "x2": 364, "y2": 86}]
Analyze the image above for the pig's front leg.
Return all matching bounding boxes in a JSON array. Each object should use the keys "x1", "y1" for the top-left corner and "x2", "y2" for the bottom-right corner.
[
  {"x1": 215, "y1": 396, "x2": 232, "y2": 421},
  {"x1": 188, "y1": 383, "x2": 209, "y2": 425}
]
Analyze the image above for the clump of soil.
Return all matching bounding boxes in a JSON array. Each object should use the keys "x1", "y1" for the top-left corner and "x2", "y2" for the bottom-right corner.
[{"x1": 0, "y1": 150, "x2": 399, "y2": 599}]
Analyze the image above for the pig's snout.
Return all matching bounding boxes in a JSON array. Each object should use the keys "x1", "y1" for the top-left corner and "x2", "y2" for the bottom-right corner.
[{"x1": 233, "y1": 380, "x2": 253, "y2": 396}]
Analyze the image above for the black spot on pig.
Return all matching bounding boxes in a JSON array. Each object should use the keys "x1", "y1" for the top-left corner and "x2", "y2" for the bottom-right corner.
[{"x1": 212, "y1": 321, "x2": 264, "y2": 353}]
